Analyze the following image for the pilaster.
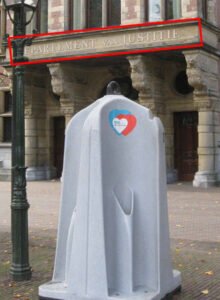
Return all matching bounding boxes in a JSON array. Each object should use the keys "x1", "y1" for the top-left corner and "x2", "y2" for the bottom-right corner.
[
  {"x1": 24, "y1": 67, "x2": 56, "y2": 181},
  {"x1": 185, "y1": 51, "x2": 219, "y2": 187}
]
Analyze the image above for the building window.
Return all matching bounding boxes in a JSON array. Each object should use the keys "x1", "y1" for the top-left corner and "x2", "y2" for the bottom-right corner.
[
  {"x1": 87, "y1": 0, "x2": 102, "y2": 28},
  {"x1": 200, "y1": 0, "x2": 208, "y2": 19},
  {"x1": 108, "y1": 0, "x2": 121, "y2": 26},
  {"x1": 68, "y1": 0, "x2": 74, "y2": 30},
  {"x1": 0, "y1": 2, "x2": 6, "y2": 55},
  {"x1": 3, "y1": 117, "x2": 11, "y2": 142},
  {"x1": 67, "y1": 0, "x2": 121, "y2": 30},
  {"x1": 148, "y1": 0, "x2": 181, "y2": 21},
  {"x1": 36, "y1": 0, "x2": 48, "y2": 33},
  {"x1": 145, "y1": 0, "x2": 149, "y2": 21},
  {"x1": 4, "y1": 91, "x2": 12, "y2": 112},
  {"x1": 165, "y1": 0, "x2": 181, "y2": 19},
  {"x1": 149, "y1": 0, "x2": 162, "y2": 21},
  {"x1": 0, "y1": 91, "x2": 12, "y2": 143},
  {"x1": 26, "y1": 0, "x2": 48, "y2": 34}
]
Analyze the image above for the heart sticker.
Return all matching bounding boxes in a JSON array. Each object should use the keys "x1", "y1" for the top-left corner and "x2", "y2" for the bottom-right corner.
[{"x1": 109, "y1": 110, "x2": 137, "y2": 136}]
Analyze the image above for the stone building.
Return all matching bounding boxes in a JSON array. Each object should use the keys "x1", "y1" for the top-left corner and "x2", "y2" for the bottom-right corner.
[{"x1": 0, "y1": 0, "x2": 220, "y2": 187}]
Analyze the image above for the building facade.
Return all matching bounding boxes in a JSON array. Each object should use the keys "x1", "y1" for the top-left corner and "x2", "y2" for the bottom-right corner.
[{"x1": 0, "y1": 0, "x2": 220, "y2": 187}]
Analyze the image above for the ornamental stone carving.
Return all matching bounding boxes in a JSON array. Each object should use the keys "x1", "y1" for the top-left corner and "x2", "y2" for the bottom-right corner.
[
  {"x1": 184, "y1": 50, "x2": 219, "y2": 111},
  {"x1": 184, "y1": 52, "x2": 208, "y2": 94},
  {"x1": 127, "y1": 54, "x2": 165, "y2": 114},
  {"x1": 47, "y1": 63, "x2": 71, "y2": 99},
  {"x1": 48, "y1": 62, "x2": 132, "y2": 115}
]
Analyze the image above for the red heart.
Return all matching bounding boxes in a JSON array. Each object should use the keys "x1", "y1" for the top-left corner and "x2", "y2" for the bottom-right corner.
[{"x1": 117, "y1": 114, "x2": 137, "y2": 136}]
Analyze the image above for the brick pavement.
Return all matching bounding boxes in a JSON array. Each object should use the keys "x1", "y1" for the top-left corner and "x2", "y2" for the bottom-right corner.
[{"x1": 0, "y1": 181, "x2": 220, "y2": 299}]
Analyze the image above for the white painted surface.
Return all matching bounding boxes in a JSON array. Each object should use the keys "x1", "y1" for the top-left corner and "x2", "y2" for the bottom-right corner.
[{"x1": 39, "y1": 94, "x2": 181, "y2": 300}]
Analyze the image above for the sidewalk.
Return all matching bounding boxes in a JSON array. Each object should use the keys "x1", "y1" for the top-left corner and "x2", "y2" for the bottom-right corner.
[{"x1": 0, "y1": 181, "x2": 220, "y2": 299}]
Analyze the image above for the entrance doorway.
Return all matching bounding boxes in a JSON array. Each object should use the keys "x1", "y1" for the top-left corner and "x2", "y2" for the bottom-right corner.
[
  {"x1": 174, "y1": 111, "x2": 198, "y2": 181},
  {"x1": 53, "y1": 116, "x2": 65, "y2": 178}
]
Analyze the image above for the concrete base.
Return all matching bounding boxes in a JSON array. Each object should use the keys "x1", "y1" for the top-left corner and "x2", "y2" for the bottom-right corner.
[
  {"x1": 38, "y1": 270, "x2": 181, "y2": 300},
  {"x1": 39, "y1": 286, "x2": 181, "y2": 300},
  {"x1": 193, "y1": 171, "x2": 217, "y2": 188},
  {"x1": 26, "y1": 166, "x2": 57, "y2": 181}
]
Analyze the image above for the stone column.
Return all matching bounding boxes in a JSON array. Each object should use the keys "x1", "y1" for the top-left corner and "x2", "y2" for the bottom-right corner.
[
  {"x1": 185, "y1": 51, "x2": 219, "y2": 187},
  {"x1": 60, "y1": 101, "x2": 74, "y2": 127},
  {"x1": 194, "y1": 109, "x2": 216, "y2": 187},
  {"x1": 24, "y1": 68, "x2": 56, "y2": 181}
]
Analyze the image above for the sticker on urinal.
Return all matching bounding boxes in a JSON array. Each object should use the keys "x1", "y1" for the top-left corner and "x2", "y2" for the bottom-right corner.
[{"x1": 109, "y1": 110, "x2": 137, "y2": 136}]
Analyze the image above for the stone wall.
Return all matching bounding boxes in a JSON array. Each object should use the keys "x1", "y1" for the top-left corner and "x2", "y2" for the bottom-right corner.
[{"x1": 181, "y1": 0, "x2": 198, "y2": 18}]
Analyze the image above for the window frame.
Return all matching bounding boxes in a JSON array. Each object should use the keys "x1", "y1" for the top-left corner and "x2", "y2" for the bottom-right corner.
[
  {"x1": 164, "y1": 0, "x2": 182, "y2": 20},
  {"x1": 200, "y1": 0, "x2": 208, "y2": 20},
  {"x1": 66, "y1": 0, "x2": 121, "y2": 30},
  {"x1": 68, "y1": 0, "x2": 74, "y2": 30},
  {"x1": 145, "y1": 0, "x2": 149, "y2": 22},
  {"x1": 26, "y1": 0, "x2": 48, "y2": 34},
  {"x1": 3, "y1": 116, "x2": 11, "y2": 143},
  {"x1": 0, "y1": 2, "x2": 6, "y2": 55},
  {"x1": 0, "y1": 91, "x2": 12, "y2": 144},
  {"x1": 86, "y1": 0, "x2": 103, "y2": 28},
  {"x1": 107, "y1": 0, "x2": 121, "y2": 26}
]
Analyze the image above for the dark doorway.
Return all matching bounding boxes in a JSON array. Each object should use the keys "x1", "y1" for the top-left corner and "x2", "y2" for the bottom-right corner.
[
  {"x1": 174, "y1": 111, "x2": 198, "y2": 181},
  {"x1": 100, "y1": 77, "x2": 139, "y2": 100},
  {"x1": 54, "y1": 116, "x2": 65, "y2": 178}
]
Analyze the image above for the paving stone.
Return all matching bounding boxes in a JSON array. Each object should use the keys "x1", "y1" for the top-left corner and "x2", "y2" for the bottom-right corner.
[{"x1": 0, "y1": 181, "x2": 219, "y2": 299}]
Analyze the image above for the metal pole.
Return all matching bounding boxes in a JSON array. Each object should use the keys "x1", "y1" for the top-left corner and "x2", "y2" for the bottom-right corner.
[{"x1": 10, "y1": 6, "x2": 32, "y2": 281}]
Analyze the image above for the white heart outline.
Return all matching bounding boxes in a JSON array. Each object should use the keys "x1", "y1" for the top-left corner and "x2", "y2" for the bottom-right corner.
[{"x1": 112, "y1": 118, "x2": 128, "y2": 134}]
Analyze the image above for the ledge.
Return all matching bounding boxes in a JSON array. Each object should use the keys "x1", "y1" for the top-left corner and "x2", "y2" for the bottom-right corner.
[{"x1": 0, "y1": 142, "x2": 12, "y2": 148}]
